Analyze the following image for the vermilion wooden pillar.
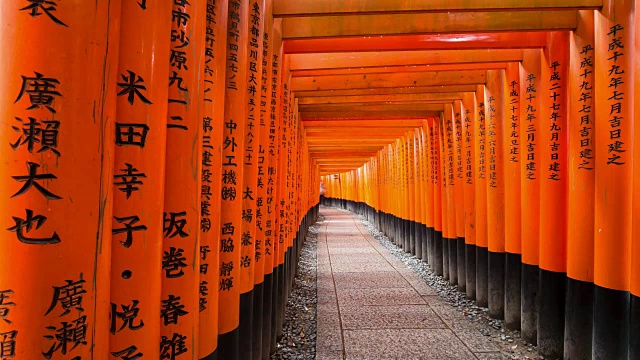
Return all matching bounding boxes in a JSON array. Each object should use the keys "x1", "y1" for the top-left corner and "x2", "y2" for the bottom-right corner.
[
  {"x1": 633, "y1": 2, "x2": 640, "y2": 355},
  {"x1": 199, "y1": 1, "x2": 229, "y2": 360},
  {"x1": 449, "y1": 106, "x2": 460, "y2": 285},
  {"x1": 594, "y1": 1, "x2": 634, "y2": 358},
  {"x1": 538, "y1": 31, "x2": 569, "y2": 359},
  {"x1": 439, "y1": 116, "x2": 451, "y2": 281},
  {"x1": 462, "y1": 92, "x2": 477, "y2": 300},
  {"x1": 422, "y1": 122, "x2": 435, "y2": 266},
  {"x1": 407, "y1": 133, "x2": 416, "y2": 256},
  {"x1": 161, "y1": 0, "x2": 206, "y2": 358},
  {"x1": 254, "y1": 1, "x2": 274, "y2": 358},
  {"x1": 0, "y1": 2, "x2": 120, "y2": 358},
  {"x1": 503, "y1": 62, "x2": 522, "y2": 330},
  {"x1": 453, "y1": 101, "x2": 466, "y2": 292},
  {"x1": 430, "y1": 117, "x2": 444, "y2": 276},
  {"x1": 565, "y1": 10, "x2": 595, "y2": 360},
  {"x1": 238, "y1": 0, "x2": 266, "y2": 357},
  {"x1": 219, "y1": 0, "x2": 250, "y2": 358},
  {"x1": 404, "y1": 135, "x2": 412, "y2": 252},
  {"x1": 519, "y1": 49, "x2": 543, "y2": 345},
  {"x1": 444, "y1": 105, "x2": 458, "y2": 286},
  {"x1": 266, "y1": 21, "x2": 283, "y2": 358},
  {"x1": 485, "y1": 70, "x2": 506, "y2": 320},
  {"x1": 414, "y1": 128, "x2": 425, "y2": 261},
  {"x1": 273, "y1": 65, "x2": 286, "y2": 342},
  {"x1": 474, "y1": 85, "x2": 489, "y2": 307},
  {"x1": 111, "y1": 1, "x2": 171, "y2": 359},
  {"x1": 412, "y1": 131, "x2": 420, "y2": 256},
  {"x1": 399, "y1": 138, "x2": 407, "y2": 249}
]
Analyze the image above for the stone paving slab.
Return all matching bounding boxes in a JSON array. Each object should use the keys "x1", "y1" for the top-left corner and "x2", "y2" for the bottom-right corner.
[
  {"x1": 330, "y1": 261, "x2": 398, "y2": 273},
  {"x1": 316, "y1": 350, "x2": 345, "y2": 360},
  {"x1": 328, "y1": 254, "x2": 388, "y2": 264},
  {"x1": 316, "y1": 207, "x2": 505, "y2": 359},
  {"x1": 336, "y1": 287, "x2": 427, "y2": 306},
  {"x1": 340, "y1": 304, "x2": 446, "y2": 330},
  {"x1": 343, "y1": 329, "x2": 477, "y2": 359},
  {"x1": 332, "y1": 272, "x2": 412, "y2": 289},
  {"x1": 328, "y1": 247, "x2": 380, "y2": 254}
]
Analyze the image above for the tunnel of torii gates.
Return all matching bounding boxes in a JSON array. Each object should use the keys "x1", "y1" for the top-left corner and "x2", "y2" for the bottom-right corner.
[{"x1": 2, "y1": 0, "x2": 640, "y2": 360}]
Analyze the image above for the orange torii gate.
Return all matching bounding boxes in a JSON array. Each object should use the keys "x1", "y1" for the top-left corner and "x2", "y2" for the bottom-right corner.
[
  {"x1": 319, "y1": 4, "x2": 639, "y2": 359},
  {"x1": 2, "y1": 0, "x2": 640, "y2": 360}
]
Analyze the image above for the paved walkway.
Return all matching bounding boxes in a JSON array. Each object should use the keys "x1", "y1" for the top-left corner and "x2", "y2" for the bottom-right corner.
[{"x1": 316, "y1": 207, "x2": 507, "y2": 360}]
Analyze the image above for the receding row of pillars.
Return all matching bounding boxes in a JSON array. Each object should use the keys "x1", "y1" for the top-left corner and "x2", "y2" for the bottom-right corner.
[
  {"x1": 321, "y1": 5, "x2": 640, "y2": 359},
  {"x1": 0, "y1": 1, "x2": 320, "y2": 359}
]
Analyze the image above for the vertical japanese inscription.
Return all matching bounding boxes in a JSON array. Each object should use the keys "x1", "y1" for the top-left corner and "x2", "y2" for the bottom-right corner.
[
  {"x1": 547, "y1": 60, "x2": 564, "y2": 181},
  {"x1": 455, "y1": 111, "x2": 463, "y2": 183},
  {"x1": 219, "y1": 0, "x2": 249, "y2": 336},
  {"x1": 10, "y1": 73, "x2": 63, "y2": 247},
  {"x1": 524, "y1": 73, "x2": 538, "y2": 180},
  {"x1": 604, "y1": 24, "x2": 626, "y2": 166},
  {"x1": 576, "y1": 44, "x2": 595, "y2": 170},
  {"x1": 199, "y1": 0, "x2": 218, "y2": 318},
  {"x1": 265, "y1": 47, "x2": 280, "y2": 267},
  {"x1": 508, "y1": 80, "x2": 520, "y2": 163},
  {"x1": 220, "y1": 0, "x2": 242, "y2": 296},
  {"x1": 464, "y1": 109, "x2": 474, "y2": 185},
  {"x1": 477, "y1": 101, "x2": 486, "y2": 181},
  {"x1": 162, "y1": 0, "x2": 204, "y2": 356},
  {"x1": 239, "y1": 0, "x2": 263, "y2": 293},
  {"x1": 487, "y1": 95, "x2": 498, "y2": 188}
]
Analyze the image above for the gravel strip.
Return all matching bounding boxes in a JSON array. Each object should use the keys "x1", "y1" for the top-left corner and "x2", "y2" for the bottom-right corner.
[
  {"x1": 356, "y1": 212, "x2": 543, "y2": 360},
  {"x1": 271, "y1": 215, "x2": 322, "y2": 360}
]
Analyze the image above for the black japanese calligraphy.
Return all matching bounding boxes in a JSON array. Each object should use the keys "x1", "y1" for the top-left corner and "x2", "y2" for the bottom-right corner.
[
  {"x1": 160, "y1": 333, "x2": 187, "y2": 360},
  {"x1": 11, "y1": 162, "x2": 61, "y2": 200},
  {"x1": 15, "y1": 72, "x2": 62, "y2": 113},
  {"x1": 163, "y1": 212, "x2": 189, "y2": 238},
  {"x1": 110, "y1": 301, "x2": 144, "y2": 334},
  {"x1": 0, "y1": 290, "x2": 15, "y2": 325},
  {"x1": 43, "y1": 315, "x2": 87, "y2": 359},
  {"x1": 45, "y1": 278, "x2": 86, "y2": 316},
  {"x1": 162, "y1": 247, "x2": 187, "y2": 278},
  {"x1": 7, "y1": 209, "x2": 60, "y2": 245},
  {"x1": 114, "y1": 164, "x2": 146, "y2": 199},
  {"x1": 11, "y1": 116, "x2": 61, "y2": 156},
  {"x1": 160, "y1": 295, "x2": 188, "y2": 326},
  {"x1": 115, "y1": 124, "x2": 150, "y2": 148},
  {"x1": 112, "y1": 216, "x2": 147, "y2": 248},
  {"x1": 112, "y1": 345, "x2": 144, "y2": 360},
  {"x1": 20, "y1": 0, "x2": 67, "y2": 26},
  {"x1": 0, "y1": 331, "x2": 17, "y2": 359},
  {"x1": 117, "y1": 70, "x2": 152, "y2": 105}
]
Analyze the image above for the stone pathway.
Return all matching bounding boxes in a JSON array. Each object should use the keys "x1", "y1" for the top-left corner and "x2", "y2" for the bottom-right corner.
[{"x1": 316, "y1": 207, "x2": 507, "y2": 360}]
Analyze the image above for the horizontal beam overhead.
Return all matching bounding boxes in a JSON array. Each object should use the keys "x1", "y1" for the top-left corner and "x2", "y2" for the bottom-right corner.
[
  {"x1": 309, "y1": 151, "x2": 378, "y2": 157},
  {"x1": 295, "y1": 85, "x2": 478, "y2": 97},
  {"x1": 292, "y1": 70, "x2": 486, "y2": 91},
  {"x1": 315, "y1": 159, "x2": 371, "y2": 162},
  {"x1": 298, "y1": 92, "x2": 464, "y2": 105},
  {"x1": 301, "y1": 110, "x2": 441, "y2": 118},
  {"x1": 274, "y1": 0, "x2": 600, "y2": 17},
  {"x1": 299, "y1": 103, "x2": 450, "y2": 112},
  {"x1": 281, "y1": 11, "x2": 578, "y2": 39},
  {"x1": 305, "y1": 131, "x2": 416, "y2": 137},
  {"x1": 302, "y1": 119, "x2": 427, "y2": 127},
  {"x1": 283, "y1": 33, "x2": 548, "y2": 53},
  {"x1": 291, "y1": 63, "x2": 508, "y2": 77},
  {"x1": 308, "y1": 139, "x2": 401, "y2": 145},
  {"x1": 289, "y1": 49, "x2": 523, "y2": 70}
]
